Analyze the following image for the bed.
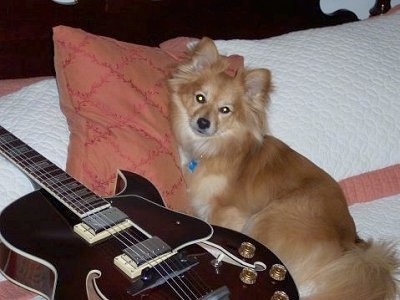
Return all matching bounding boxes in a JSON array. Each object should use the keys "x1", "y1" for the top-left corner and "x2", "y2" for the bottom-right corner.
[{"x1": 0, "y1": 0, "x2": 399, "y2": 299}]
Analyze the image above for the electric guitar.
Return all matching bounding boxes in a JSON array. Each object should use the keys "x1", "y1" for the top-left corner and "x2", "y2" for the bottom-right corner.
[{"x1": 0, "y1": 125, "x2": 299, "y2": 299}]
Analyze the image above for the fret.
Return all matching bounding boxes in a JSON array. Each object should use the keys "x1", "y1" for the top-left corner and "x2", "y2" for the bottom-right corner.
[
  {"x1": 53, "y1": 169, "x2": 74, "y2": 182},
  {"x1": 36, "y1": 167, "x2": 107, "y2": 215},
  {"x1": 0, "y1": 126, "x2": 110, "y2": 218},
  {"x1": 52, "y1": 172, "x2": 73, "y2": 183},
  {"x1": 74, "y1": 187, "x2": 93, "y2": 198},
  {"x1": 8, "y1": 145, "x2": 31, "y2": 156},
  {"x1": 2, "y1": 144, "x2": 33, "y2": 161},
  {"x1": 63, "y1": 180, "x2": 82, "y2": 190},
  {"x1": 27, "y1": 163, "x2": 58, "y2": 179},
  {"x1": 28, "y1": 159, "x2": 53, "y2": 170},
  {"x1": 0, "y1": 135, "x2": 24, "y2": 149},
  {"x1": 0, "y1": 132, "x2": 14, "y2": 143},
  {"x1": 35, "y1": 165, "x2": 66, "y2": 184},
  {"x1": 49, "y1": 176, "x2": 79, "y2": 193},
  {"x1": 0, "y1": 135, "x2": 14, "y2": 142},
  {"x1": 82, "y1": 194, "x2": 104, "y2": 206},
  {"x1": 59, "y1": 182, "x2": 96, "y2": 201}
]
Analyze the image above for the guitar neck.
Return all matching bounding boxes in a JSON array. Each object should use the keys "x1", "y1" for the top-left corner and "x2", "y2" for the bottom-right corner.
[{"x1": 0, "y1": 126, "x2": 109, "y2": 218}]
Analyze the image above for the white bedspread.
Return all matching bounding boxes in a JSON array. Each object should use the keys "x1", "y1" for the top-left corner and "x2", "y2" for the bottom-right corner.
[{"x1": 215, "y1": 14, "x2": 400, "y2": 182}]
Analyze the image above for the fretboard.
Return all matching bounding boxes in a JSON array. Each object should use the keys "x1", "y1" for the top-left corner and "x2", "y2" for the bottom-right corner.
[{"x1": 0, "y1": 126, "x2": 109, "y2": 218}]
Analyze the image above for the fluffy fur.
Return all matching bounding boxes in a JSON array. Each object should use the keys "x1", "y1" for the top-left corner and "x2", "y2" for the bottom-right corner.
[{"x1": 168, "y1": 37, "x2": 399, "y2": 299}]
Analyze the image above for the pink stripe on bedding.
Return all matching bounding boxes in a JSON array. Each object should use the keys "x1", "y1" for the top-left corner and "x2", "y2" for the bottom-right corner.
[
  {"x1": 387, "y1": 4, "x2": 400, "y2": 15},
  {"x1": 0, "y1": 77, "x2": 52, "y2": 97},
  {"x1": 339, "y1": 164, "x2": 400, "y2": 205},
  {"x1": 0, "y1": 281, "x2": 37, "y2": 300}
]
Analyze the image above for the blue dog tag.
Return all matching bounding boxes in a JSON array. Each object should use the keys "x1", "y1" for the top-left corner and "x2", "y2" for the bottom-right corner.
[{"x1": 188, "y1": 159, "x2": 198, "y2": 173}]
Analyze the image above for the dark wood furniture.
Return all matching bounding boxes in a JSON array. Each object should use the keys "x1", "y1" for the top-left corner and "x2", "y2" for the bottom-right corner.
[{"x1": 0, "y1": 0, "x2": 360, "y2": 79}]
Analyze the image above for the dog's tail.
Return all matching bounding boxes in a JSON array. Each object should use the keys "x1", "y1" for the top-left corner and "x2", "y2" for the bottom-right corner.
[{"x1": 304, "y1": 240, "x2": 399, "y2": 300}]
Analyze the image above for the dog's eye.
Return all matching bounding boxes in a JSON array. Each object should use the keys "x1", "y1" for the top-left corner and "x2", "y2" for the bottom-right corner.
[
  {"x1": 219, "y1": 106, "x2": 231, "y2": 114},
  {"x1": 195, "y1": 94, "x2": 206, "y2": 103}
]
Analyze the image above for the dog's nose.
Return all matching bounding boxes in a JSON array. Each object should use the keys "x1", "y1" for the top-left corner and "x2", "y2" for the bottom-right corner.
[{"x1": 197, "y1": 118, "x2": 210, "y2": 130}]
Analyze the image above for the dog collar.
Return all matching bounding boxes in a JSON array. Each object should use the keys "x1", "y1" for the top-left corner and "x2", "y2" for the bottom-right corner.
[{"x1": 188, "y1": 159, "x2": 198, "y2": 173}]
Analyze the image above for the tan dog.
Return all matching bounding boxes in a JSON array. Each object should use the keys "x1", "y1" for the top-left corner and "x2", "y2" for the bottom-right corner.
[{"x1": 168, "y1": 37, "x2": 399, "y2": 300}]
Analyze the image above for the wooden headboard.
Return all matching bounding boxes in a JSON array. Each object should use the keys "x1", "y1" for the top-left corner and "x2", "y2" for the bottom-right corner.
[{"x1": 0, "y1": 0, "x2": 363, "y2": 79}]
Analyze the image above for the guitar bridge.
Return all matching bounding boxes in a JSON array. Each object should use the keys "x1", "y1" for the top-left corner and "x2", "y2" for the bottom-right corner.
[{"x1": 127, "y1": 251, "x2": 200, "y2": 296}]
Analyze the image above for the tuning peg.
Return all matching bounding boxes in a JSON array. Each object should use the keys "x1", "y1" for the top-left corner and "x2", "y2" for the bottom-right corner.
[
  {"x1": 269, "y1": 263, "x2": 287, "y2": 281},
  {"x1": 239, "y1": 267, "x2": 257, "y2": 285},
  {"x1": 270, "y1": 290, "x2": 289, "y2": 300},
  {"x1": 238, "y1": 241, "x2": 256, "y2": 259}
]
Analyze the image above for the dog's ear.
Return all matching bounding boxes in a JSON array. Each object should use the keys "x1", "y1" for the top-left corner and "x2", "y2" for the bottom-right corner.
[
  {"x1": 242, "y1": 69, "x2": 272, "y2": 139},
  {"x1": 244, "y1": 69, "x2": 271, "y2": 102},
  {"x1": 190, "y1": 37, "x2": 220, "y2": 71},
  {"x1": 168, "y1": 37, "x2": 225, "y2": 91}
]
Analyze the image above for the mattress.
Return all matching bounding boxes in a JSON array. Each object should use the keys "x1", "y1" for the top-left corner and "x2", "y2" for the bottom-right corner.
[{"x1": 0, "y1": 9, "x2": 399, "y2": 300}]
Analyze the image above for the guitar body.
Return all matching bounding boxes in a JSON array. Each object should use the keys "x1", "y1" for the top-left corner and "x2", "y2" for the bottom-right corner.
[
  {"x1": 0, "y1": 171, "x2": 299, "y2": 299},
  {"x1": 0, "y1": 126, "x2": 298, "y2": 299}
]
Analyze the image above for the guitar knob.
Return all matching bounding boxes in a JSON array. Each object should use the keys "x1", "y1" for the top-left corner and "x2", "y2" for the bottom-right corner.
[
  {"x1": 269, "y1": 264, "x2": 287, "y2": 281},
  {"x1": 270, "y1": 290, "x2": 289, "y2": 300},
  {"x1": 238, "y1": 241, "x2": 256, "y2": 259},
  {"x1": 239, "y1": 267, "x2": 257, "y2": 285}
]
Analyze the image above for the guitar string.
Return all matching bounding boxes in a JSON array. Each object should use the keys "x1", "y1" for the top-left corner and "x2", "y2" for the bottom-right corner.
[
  {"x1": 0, "y1": 133, "x2": 213, "y2": 299},
  {"x1": 1, "y1": 143, "x2": 200, "y2": 300},
  {"x1": 42, "y1": 172, "x2": 206, "y2": 300},
  {"x1": 29, "y1": 157, "x2": 209, "y2": 300},
  {"x1": 0, "y1": 136, "x2": 204, "y2": 300}
]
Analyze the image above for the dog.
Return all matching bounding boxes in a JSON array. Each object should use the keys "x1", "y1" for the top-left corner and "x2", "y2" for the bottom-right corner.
[{"x1": 167, "y1": 37, "x2": 399, "y2": 300}]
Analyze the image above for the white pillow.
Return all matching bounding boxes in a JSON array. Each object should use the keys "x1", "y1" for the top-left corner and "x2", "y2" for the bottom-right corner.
[{"x1": 216, "y1": 12, "x2": 400, "y2": 181}]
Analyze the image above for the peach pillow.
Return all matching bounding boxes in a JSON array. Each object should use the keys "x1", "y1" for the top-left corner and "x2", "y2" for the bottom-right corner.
[
  {"x1": 53, "y1": 26, "x2": 244, "y2": 213},
  {"x1": 53, "y1": 26, "x2": 190, "y2": 211}
]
